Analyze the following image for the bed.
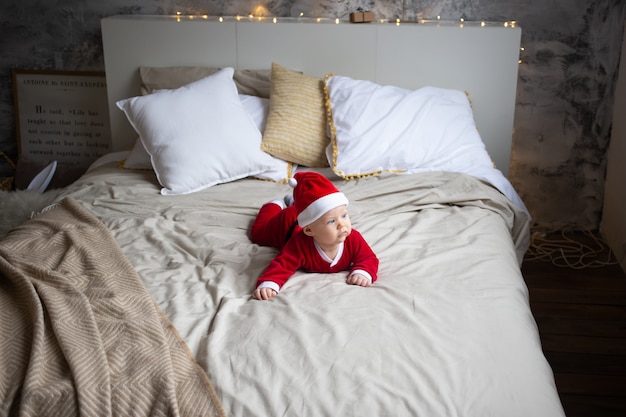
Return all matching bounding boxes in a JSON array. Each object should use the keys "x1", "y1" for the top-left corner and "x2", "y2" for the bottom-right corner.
[{"x1": 0, "y1": 15, "x2": 566, "y2": 417}]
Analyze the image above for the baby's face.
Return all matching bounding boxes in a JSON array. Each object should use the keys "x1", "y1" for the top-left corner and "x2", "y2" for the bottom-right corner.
[{"x1": 304, "y1": 205, "x2": 352, "y2": 248}]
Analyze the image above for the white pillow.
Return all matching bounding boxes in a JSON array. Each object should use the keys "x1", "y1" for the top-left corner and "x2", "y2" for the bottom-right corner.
[
  {"x1": 239, "y1": 94, "x2": 295, "y2": 182},
  {"x1": 117, "y1": 69, "x2": 287, "y2": 194},
  {"x1": 239, "y1": 94, "x2": 269, "y2": 132},
  {"x1": 123, "y1": 94, "x2": 270, "y2": 171},
  {"x1": 122, "y1": 94, "x2": 292, "y2": 182},
  {"x1": 325, "y1": 74, "x2": 528, "y2": 212},
  {"x1": 325, "y1": 74, "x2": 493, "y2": 177}
]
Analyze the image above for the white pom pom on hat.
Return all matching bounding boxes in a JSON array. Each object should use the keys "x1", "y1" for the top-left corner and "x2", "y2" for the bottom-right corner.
[{"x1": 289, "y1": 172, "x2": 349, "y2": 227}]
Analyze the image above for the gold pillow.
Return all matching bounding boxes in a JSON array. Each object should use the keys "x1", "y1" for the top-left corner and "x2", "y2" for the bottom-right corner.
[{"x1": 261, "y1": 63, "x2": 329, "y2": 167}]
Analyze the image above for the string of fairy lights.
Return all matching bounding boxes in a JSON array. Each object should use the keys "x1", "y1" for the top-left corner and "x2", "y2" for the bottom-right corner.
[
  {"x1": 171, "y1": 11, "x2": 518, "y2": 29},
  {"x1": 168, "y1": 11, "x2": 524, "y2": 64}
]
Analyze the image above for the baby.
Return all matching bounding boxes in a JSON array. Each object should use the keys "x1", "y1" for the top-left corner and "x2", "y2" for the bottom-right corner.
[{"x1": 250, "y1": 171, "x2": 378, "y2": 300}]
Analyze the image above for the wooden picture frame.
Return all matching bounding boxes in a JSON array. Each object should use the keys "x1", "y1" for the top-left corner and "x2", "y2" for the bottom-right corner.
[{"x1": 12, "y1": 69, "x2": 111, "y2": 169}]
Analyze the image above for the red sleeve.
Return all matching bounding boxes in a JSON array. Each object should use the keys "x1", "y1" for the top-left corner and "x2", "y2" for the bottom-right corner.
[
  {"x1": 347, "y1": 230, "x2": 379, "y2": 282},
  {"x1": 256, "y1": 236, "x2": 305, "y2": 290}
]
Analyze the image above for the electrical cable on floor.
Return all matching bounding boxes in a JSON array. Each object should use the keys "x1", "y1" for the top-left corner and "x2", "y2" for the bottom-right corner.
[{"x1": 525, "y1": 224, "x2": 623, "y2": 269}]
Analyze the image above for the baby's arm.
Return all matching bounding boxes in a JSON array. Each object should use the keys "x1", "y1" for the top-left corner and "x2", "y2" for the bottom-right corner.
[
  {"x1": 347, "y1": 230, "x2": 379, "y2": 286},
  {"x1": 254, "y1": 239, "x2": 302, "y2": 300}
]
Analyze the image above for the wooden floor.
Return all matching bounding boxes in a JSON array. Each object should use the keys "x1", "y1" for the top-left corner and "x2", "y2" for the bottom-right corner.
[{"x1": 522, "y1": 232, "x2": 626, "y2": 417}]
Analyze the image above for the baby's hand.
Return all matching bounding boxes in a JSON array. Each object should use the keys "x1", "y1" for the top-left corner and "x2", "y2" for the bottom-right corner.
[
  {"x1": 347, "y1": 273, "x2": 371, "y2": 287},
  {"x1": 253, "y1": 287, "x2": 277, "y2": 300}
]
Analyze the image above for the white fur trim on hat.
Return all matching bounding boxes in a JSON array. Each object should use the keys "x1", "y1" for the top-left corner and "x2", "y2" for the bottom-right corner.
[{"x1": 297, "y1": 192, "x2": 349, "y2": 227}]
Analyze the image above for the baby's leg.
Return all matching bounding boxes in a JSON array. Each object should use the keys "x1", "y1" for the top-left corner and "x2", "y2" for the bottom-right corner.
[{"x1": 250, "y1": 202, "x2": 298, "y2": 249}]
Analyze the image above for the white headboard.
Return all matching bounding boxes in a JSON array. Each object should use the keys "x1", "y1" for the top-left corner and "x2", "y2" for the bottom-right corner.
[{"x1": 101, "y1": 15, "x2": 521, "y2": 176}]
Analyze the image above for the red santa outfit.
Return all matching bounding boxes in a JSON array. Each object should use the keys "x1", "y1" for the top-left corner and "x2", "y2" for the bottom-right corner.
[{"x1": 250, "y1": 171, "x2": 379, "y2": 295}]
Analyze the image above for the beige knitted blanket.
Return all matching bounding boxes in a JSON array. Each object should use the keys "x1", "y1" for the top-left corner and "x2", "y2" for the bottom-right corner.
[{"x1": 0, "y1": 197, "x2": 225, "y2": 417}]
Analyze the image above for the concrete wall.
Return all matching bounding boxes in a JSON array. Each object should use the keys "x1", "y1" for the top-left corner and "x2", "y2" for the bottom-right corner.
[{"x1": 1, "y1": 0, "x2": 625, "y2": 231}]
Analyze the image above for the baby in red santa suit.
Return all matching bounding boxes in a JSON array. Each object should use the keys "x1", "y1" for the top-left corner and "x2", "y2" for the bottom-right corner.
[{"x1": 250, "y1": 171, "x2": 379, "y2": 301}]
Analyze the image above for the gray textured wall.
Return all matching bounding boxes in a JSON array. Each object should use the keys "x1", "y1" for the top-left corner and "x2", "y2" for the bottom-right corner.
[{"x1": 1, "y1": 0, "x2": 624, "y2": 230}]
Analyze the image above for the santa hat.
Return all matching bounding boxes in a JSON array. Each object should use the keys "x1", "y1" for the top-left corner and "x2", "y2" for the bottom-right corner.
[{"x1": 289, "y1": 172, "x2": 349, "y2": 227}]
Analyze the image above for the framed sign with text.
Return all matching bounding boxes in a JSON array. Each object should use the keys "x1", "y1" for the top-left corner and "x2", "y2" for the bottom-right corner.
[{"x1": 12, "y1": 69, "x2": 111, "y2": 169}]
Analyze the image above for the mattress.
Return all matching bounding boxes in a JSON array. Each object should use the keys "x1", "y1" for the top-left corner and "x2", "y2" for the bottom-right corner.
[{"x1": 51, "y1": 159, "x2": 565, "y2": 417}]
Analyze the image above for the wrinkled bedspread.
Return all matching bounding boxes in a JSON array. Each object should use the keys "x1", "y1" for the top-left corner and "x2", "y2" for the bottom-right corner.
[{"x1": 48, "y1": 162, "x2": 565, "y2": 417}]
